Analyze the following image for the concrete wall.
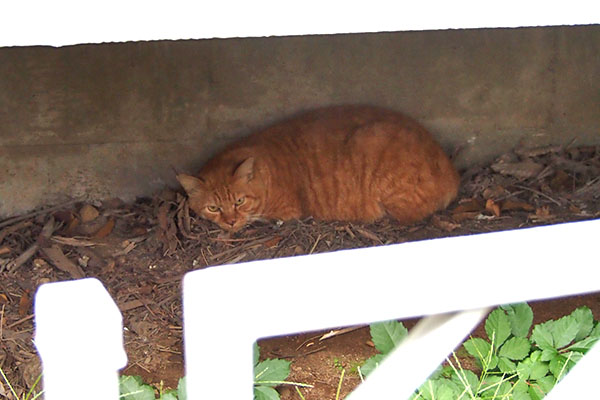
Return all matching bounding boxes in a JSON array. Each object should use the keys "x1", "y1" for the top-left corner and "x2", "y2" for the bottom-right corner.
[{"x1": 1, "y1": 25, "x2": 599, "y2": 217}]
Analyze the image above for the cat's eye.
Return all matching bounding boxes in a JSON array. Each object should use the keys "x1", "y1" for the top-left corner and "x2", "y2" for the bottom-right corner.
[
  {"x1": 235, "y1": 197, "x2": 246, "y2": 206},
  {"x1": 206, "y1": 205, "x2": 220, "y2": 213}
]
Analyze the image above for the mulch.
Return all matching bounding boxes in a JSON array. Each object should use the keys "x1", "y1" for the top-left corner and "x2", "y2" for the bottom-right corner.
[{"x1": 0, "y1": 144, "x2": 599, "y2": 398}]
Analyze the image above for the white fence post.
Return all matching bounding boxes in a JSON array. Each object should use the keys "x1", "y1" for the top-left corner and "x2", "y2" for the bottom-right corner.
[
  {"x1": 34, "y1": 278, "x2": 127, "y2": 400},
  {"x1": 30, "y1": 219, "x2": 599, "y2": 399},
  {"x1": 183, "y1": 218, "x2": 600, "y2": 399}
]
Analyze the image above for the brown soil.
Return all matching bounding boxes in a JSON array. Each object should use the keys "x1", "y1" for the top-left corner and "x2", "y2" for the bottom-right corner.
[{"x1": 0, "y1": 144, "x2": 599, "y2": 399}]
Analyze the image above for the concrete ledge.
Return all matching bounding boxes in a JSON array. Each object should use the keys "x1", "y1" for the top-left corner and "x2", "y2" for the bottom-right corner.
[{"x1": 1, "y1": 25, "x2": 599, "y2": 217}]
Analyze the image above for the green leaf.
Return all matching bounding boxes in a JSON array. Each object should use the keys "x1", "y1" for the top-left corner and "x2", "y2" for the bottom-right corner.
[
  {"x1": 254, "y1": 385, "x2": 280, "y2": 400},
  {"x1": 159, "y1": 392, "x2": 177, "y2": 400},
  {"x1": 517, "y1": 358, "x2": 549, "y2": 381},
  {"x1": 119, "y1": 375, "x2": 156, "y2": 400},
  {"x1": 502, "y1": 303, "x2": 534, "y2": 337},
  {"x1": 571, "y1": 307, "x2": 594, "y2": 341},
  {"x1": 514, "y1": 390, "x2": 533, "y2": 400},
  {"x1": 552, "y1": 315, "x2": 581, "y2": 349},
  {"x1": 450, "y1": 368, "x2": 479, "y2": 396},
  {"x1": 254, "y1": 342, "x2": 260, "y2": 366},
  {"x1": 369, "y1": 320, "x2": 408, "y2": 354},
  {"x1": 590, "y1": 321, "x2": 600, "y2": 338},
  {"x1": 416, "y1": 379, "x2": 459, "y2": 400},
  {"x1": 481, "y1": 375, "x2": 511, "y2": 398},
  {"x1": 177, "y1": 377, "x2": 187, "y2": 400},
  {"x1": 254, "y1": 359, "x2": 291, "y2": 386},
  {"x1": 549, "y1": 353, "x2": 578, "y2": 380},
  {"x1": 513, "y1": 379, "x2": 529, "y2": 393},
  {"x1": 530, "y1": 361, "x2": 550, "y2": 381},
  {"x1": 541, "y1": 347, "x2": 558, "y2": 362},
  {"x1": 360, "y1": 354, "x2": 385, "y2": 377},
  {"x1": 529, "y1": 375, "x2": 555, "y2": 398},
  {"x1": 499, "y1": 337, "x2": 531, "y2": 360},
  {"x1": 566, "y1": 336, "x2": 599, "y2": 353},
  {"x1": 485, "y1": 309, "x2": 511, "y2": 347},
  {"x1": 531, "y1": 322, "x2": 554, "y2": 350},
  {"x1": 463, "y1": 337, "x2": 492, "y2": 361},
  {"x1": 498, "y1": 356, "x2": 517, "y2": 373}
]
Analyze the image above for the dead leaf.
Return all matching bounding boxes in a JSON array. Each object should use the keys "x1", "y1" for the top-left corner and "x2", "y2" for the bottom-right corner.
[
  {"x1": 491, "y1": 160, "x2": 544, "y2": 179},
  {"x1": 432, "y1": 215, "x2": 460, "y2": 232},
  {"x1": 18, "y1": 290, "x2": 31, "y2": 317},
  {"x1": 80, "y1": 204, "x2": 99, "y2": 223},
  {"x1": 485, "y1": 199, "x2": 501, "y2": 217},
  {"x1": 452, "y1": 211, "x2": 481, "y2": 223},
  {"x1": 550, "y1": 170, "x2": 574, "y2": 192},
  {"x1": 263, "y1": 236, "x2": 283, "y2": 249},
  {"x1": 452, "y1": 198, "x2": 484, "y2": 214},
  {"x1": 501, "y1": 199, "x2": 535, "y2": 212},
  {"x1": 42, "y1": 245, "x2": 85, "y2": 279},
  {"x1": 93, "y1": 218, "x2": 115, "y2": 239},
  {"x1": 0, "y1": 293, "x2": 8, "y2": 305},
  {"x1": 0, "y1": 246, "x2": 10, "y2": 256}
]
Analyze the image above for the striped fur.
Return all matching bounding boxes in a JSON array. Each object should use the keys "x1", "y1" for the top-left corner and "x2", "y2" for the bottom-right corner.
[{"x1": 177, "y1": 105, "x2": 460, "y2": 232}]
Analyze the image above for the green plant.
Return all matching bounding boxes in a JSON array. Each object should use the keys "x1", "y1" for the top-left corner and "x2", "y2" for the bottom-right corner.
[
  {"x1": 119, "y1": 342, "x2": 310, "y2": 400},
  {"x1": 361, "y1": 303, "x2": 600, "y2": 400},
  {"x1": 119, "y1": 375, "x2": 186, "y2": 400},
  {"x1": 360, "y1": 319, "x2": 408, "y2": 378},
  {"x1": 253, "y1": 342, "x2": 293, "y2": 400},
  {"x1": 0, "y1": 366, "x2": 43, "y2": 400}
]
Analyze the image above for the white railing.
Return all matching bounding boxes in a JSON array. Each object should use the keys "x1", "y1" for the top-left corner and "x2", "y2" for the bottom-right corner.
[{"x1": 34, "y1": 218, "x2": 600, "y2": 399}]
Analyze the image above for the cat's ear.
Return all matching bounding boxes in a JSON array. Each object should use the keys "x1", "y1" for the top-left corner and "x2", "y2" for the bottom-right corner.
[
  {"x1": 233, "y1": 157, "x2": 255, "y2": 183},
  {"x1": 177, "y1": 174, "x2": 205, "y2": 195}
]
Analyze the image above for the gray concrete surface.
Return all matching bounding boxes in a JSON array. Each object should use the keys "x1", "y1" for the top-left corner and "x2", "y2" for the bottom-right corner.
[{"x1": 1, "y1": 25, "x2": 599, "y2": 217}]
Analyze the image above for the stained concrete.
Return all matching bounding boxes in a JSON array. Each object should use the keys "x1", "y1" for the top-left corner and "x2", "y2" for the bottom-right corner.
[{"x1": 1, "y1": 25, "x2": 599, "y2": 217}]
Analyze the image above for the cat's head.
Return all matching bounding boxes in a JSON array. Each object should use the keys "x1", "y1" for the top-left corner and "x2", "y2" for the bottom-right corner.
[{"x1": 177, "y1": 157, "x2": 263, "y2": 232}]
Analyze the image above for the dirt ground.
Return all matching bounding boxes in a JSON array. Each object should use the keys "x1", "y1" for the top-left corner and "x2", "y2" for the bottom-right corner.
[{"x1": 0, "y1": 144, "x2": 599, "y2": 399}]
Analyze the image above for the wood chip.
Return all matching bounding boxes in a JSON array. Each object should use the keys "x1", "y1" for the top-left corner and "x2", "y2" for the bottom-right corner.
[
  {"x1": 319, "y1": 326, "x2": 363, "y2": 341},
  {"x1": 3, "y1": 217, "x2": 58, "y2": 273},
  {"x1": 42, "y1": 244, "x2": 85, "y2": 279},
  {"x1": 51, "y1": 236, "x2": 101, "y2": 247},
  {"x1": 0, "y1": 220, "x2": 33, "y2": 244},
  {"x1": 490, "y1": 160, "x2": 544, "y2": 179},
  {"x1": 501, "y1": 199, "x2": 535, "y2": 212},
  {"x1": 18, "y1": 290, "x2": 32, "y2": 317},
  {"x1": 353, "y1": 227, "x2": 382, "y2": 243},
  {"x1": 119, "y1": 299, "x2": 145, "y2": 312}
]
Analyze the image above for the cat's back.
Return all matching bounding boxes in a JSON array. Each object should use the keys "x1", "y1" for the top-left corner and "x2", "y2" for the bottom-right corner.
[
  {"x1": 242, "y1": 105, "x2": 427, "y2": 149},
  {"x1": 203, "y1": 105, "x2": 459, "y2": 225},
  {"x1": 245, "y1": 105, "x2": 459, "y2": 224}
]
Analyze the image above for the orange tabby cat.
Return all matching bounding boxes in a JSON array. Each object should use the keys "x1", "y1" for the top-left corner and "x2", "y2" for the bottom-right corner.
[{"x1": 177, "y1": 105, "x2": 459, "y2": 232}]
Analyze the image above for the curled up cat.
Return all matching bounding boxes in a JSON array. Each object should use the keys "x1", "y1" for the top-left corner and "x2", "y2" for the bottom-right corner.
[{"x1": 177, "y1": 105, "x2": 460, "y2": 233}]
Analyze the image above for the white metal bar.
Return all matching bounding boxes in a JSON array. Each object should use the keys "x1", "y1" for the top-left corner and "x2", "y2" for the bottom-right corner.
[
  {"x1": 183, "y1": 219, "x2": 600, "y2": 399},
  {"x1": 348, "y1": 308, "x2": 490, "y2": 399}
]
